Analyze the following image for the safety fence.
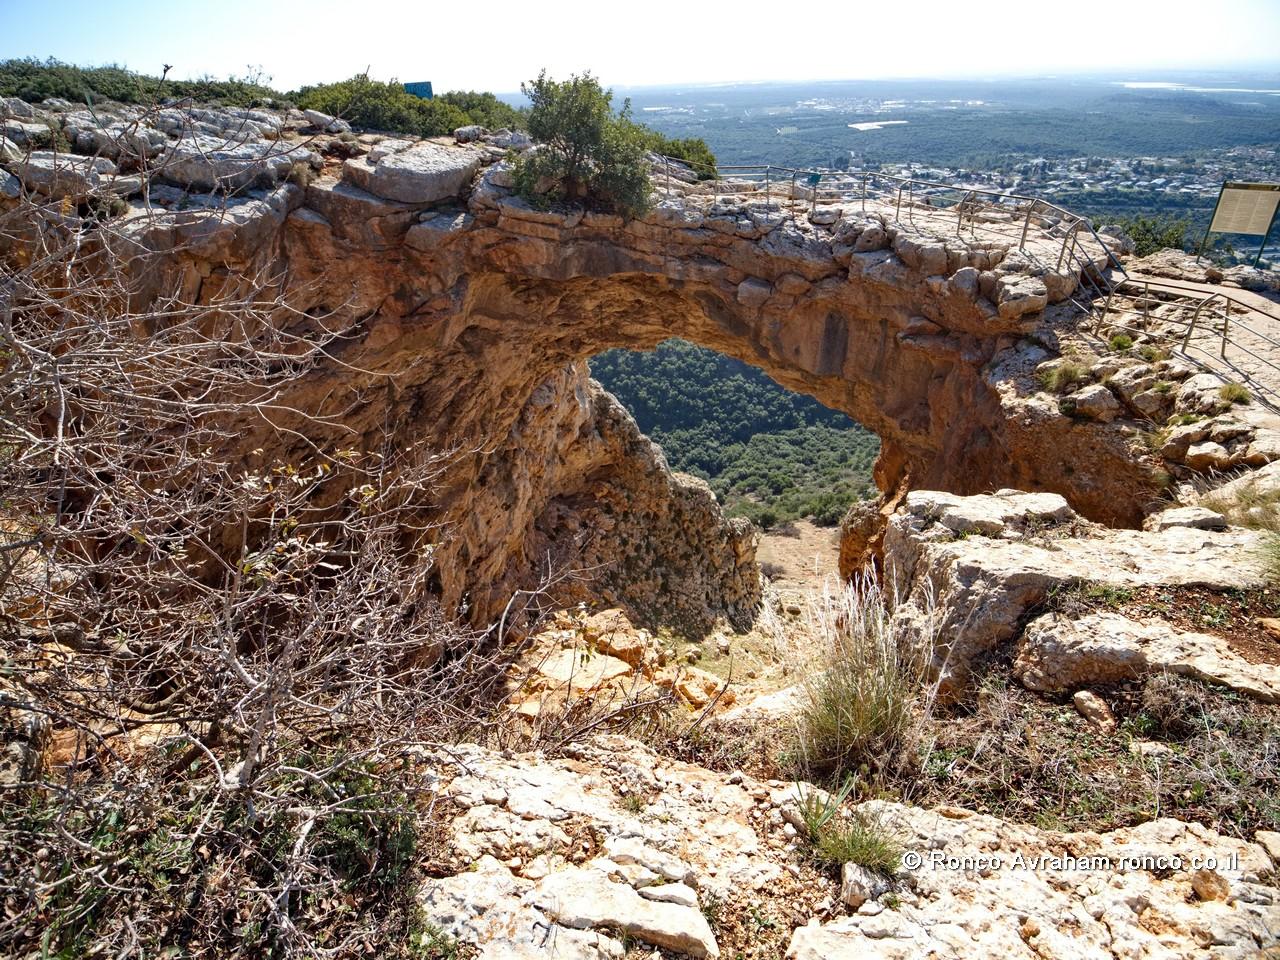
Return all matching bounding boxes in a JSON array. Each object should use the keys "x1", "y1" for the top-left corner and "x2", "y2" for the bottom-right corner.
[{"x1": 658, "y1": 154, "x2": 1280, "y2": 404}]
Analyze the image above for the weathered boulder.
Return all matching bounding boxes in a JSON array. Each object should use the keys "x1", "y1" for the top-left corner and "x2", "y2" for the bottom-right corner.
[
  {"x1": 302, "y1": 108, "x2": 350, "y2": 134},
  {"x1": 1014, "y1": 611, "x2": 1280, "y2": 702},
  {"x1": 0, "y1": 97, "x2": 35, "y2": 119},
  {"x1": 886, "y1": 489, "x2": 1269, "y2": 698},
  {"x1": 6, "y1": 152, "x2": 117, "y2": 199},
  {"x1": 156, "y1": 137, "x2": 314, "y2": 191},
  {"x1": 351, "y1": 140, "x2": 484, "y2": 204}
]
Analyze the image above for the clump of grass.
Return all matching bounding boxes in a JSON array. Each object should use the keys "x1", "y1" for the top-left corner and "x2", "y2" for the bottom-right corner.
[
  {"x1": 795, "y1": 779, "x2": 902, "y2": 873},
  {"x1": 1201, "y1": 484, "x2": 1280, "y2": 532},
  {"x1": 1108, "y1": 333, "x2": 1134, "y2": 352},
  {"x1": 1083, "y1": 583, "x2": 1134, "y2": 607},
  {"x1": 1262, "y1": 533, "x2": 1280, "y2": 584},
  {"x1": 1038, "y1": 360, "x2": 1090, "y2": 395},
  {"x1": 1168, "y1": 413, "x2": 1203, "y2": 427},
  {"x1": 285, "y1": 160, "x2": 315, "y2": 188},
  {"x1": 1219, "y1": 382, "x2": 1251, "y2": 405},
  {"x1": 795, "y1": 575, "x2": 930, "y2": 783},
  {"x1": 1138, "y1": 344, "x2": 1170, "y2": 363}
]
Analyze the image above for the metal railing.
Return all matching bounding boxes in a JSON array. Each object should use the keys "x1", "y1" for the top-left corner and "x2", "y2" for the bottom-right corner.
[
  {"x1": 1091, "y1": 280, "x2": 1280, "y2": 404},
  {"x1": 657, "y1": 154, "x2": 1280, "y2": 406},
  {"x1": 657, "y1": 155, "x2": 1126, "y2": 283}
]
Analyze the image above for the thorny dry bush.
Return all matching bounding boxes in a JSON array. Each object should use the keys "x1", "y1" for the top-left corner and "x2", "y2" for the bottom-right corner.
[{"x1": 0, "y1": 143, "x2": 538, "y2": 958}]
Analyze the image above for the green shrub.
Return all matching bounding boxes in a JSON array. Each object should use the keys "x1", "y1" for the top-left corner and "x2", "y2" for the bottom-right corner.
[
  {"x1": 0, "y1": 57, "x2": 282, "y2": 107},
  {"x1": 1219, "y1": 382, "x2": 1251, "y2": 405},
  {"x1": 1038, "y1": 360, "x2": 1089, "y2": 394},
  {"x1": 436, "y1": 90, "x2": 526, "y2": 130},
  {"x1": 1110, "y1": 213, "x2": 1191, "y2": 258},
  {"x1": 295, "y1": 75, "x2": 471, "y2": 137},
  {"x1": 515, "y1": 70, "x2": 653, "y2": 217},
  {"x1": 640, "y1": 130, "x2": 717, "y2": 177},
  {"x1": 1108, "y1": 333, "x2": 1133, "y2": 352}
]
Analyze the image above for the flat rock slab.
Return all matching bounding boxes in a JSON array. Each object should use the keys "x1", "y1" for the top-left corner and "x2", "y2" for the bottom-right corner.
[
  {"x1": 1016, "y1": 610, "x2": 1280, "y2": 701},
  {"x1": 357, "y1": 141, "x2": 484, "y2": 204}
]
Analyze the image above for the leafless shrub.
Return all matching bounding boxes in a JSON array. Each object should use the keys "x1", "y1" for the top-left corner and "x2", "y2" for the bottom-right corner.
[{"x1": 0, "y1": 159, "x2": 515, "y2": 958}]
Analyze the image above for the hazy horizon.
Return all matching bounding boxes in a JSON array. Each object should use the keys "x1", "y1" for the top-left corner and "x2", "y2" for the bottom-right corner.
[{"x1": 3, "y1": 0, "x2": 1278, "y2": 94}]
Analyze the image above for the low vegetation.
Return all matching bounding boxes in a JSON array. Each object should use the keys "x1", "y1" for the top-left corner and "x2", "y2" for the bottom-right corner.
[
  {"x1": 1038, "y1": 359, "x2": 1090, "y2": 394},
  {"x1": 0, "y1": 56, "x2": 281, "y2": 106},
  {"x1": 591, "y1": 340, "x2": 878, "y2": 527},
  {"x1": 1108, "y1": 333, "x2": 1134, "y2": 352},
  {"x1": 795, "y1": 780, "x2": 902, "y2": 873},
  {"x1": 794, "y1": 577, "x2": 933, "y2": 784},
  {"x1": 1219, "y1": 381, "x2": 1251, "y2": 405}
]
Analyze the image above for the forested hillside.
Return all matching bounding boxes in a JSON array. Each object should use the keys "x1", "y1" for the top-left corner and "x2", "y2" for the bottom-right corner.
[{"x1": 590, "y1": 341, "x2": 879, "y2": 527}]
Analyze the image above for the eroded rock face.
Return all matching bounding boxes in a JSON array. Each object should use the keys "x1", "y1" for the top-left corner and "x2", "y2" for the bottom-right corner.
[
  {"x1": 884, "y1": 489, "x2": 1271, "y2": 699},
  {"x1": 1, "y1": 106, "x2": 1220, "y2": 630}
]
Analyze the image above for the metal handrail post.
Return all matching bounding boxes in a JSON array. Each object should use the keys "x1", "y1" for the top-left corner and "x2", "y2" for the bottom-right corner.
[
  {"x1": 765, "y1": 166, "x2": 771, "y2": 210},
  {"x1": 1182, "y1": 293, "x2": 1217, "y2": 351},
  {"x1": 1019, "y1": 200, "x2": 1035, "y2": 251},
  {"x1": 861, "y1": 174, "x2": 867, "y2": 214},
  {"x1": 895, "y1": 182, "x2": 903, "y2": 221},
  {"x1": 1222, "y1": 307, "x2": 1230, "y2": 359}
]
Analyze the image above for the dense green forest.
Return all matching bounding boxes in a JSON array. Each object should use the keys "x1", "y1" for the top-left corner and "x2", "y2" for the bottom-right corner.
[{"x1": 591, "y1": 341, "x2": 879, "y2": 528}]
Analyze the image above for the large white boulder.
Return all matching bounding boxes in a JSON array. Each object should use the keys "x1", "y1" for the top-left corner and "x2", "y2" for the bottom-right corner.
[{"x1": 361, "y1": 141, "x2": 484, "y2": 204}]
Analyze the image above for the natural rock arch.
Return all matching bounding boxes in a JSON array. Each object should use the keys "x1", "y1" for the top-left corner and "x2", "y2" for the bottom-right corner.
[{"x1": 115, "y1": 149, "x2": 1162, "y2": 631}]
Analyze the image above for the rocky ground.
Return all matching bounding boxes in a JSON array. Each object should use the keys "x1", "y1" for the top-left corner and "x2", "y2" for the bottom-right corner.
[{"x1": 6, "y1": 94, "x2": 1280, "y2": 958}]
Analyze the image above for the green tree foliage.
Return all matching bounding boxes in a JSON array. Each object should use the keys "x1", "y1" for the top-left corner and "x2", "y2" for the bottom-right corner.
[
  {"x1": 1109, "y1": 212, "x2": 1191, "y2": 258},
  {"x1": 515, "y1": 71, "x2": 657, "y2": 217},
  {"x1": 591, "y1": 340, "x2": 879, "y2": 528},
  {"x1": 436, "y1": 90, "x2": 527, "y2": 130},
  {"x1": 638, "y1": 131, "x2": 717, "y2": 177},
  {"x1": 0, "y1": 57, "x2": 281, "y2": 107},
  {"x1": 294, "y1": 74, "x2": 472, "y2": 137}
]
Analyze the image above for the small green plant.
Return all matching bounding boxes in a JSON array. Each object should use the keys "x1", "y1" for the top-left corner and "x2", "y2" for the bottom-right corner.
[
  {"x1": 1084, "y1": 583, "x2": 1134, "y2": 607},
  {"x1": 1138, "y1": 344, "x2": 1170, "y2": 363},
  {"x1": 413, "y1": 919, "x2": 463, "y2": 959},
  {"x1": 794, "y1": 779, "x2": 901, "y2": 873},
  {"x1": 699, "y1": 889, "x2": 724, "y2": 930},
  {"x1": 1219, "y1": 382, "x2": 1251, "y2": 405},
  {"x1": 1168, "y1": 413, "x2": 1204, "y2": 426},
  {"x1": 1039, "y1": 360, "x2": 1089, "y2": 395},
  {"x1": 1108, "y1": 333, "x2": 1134, "y2": 352},
  {"x1": 622, "y1": 793, "x2": 646, "y2": 814}
]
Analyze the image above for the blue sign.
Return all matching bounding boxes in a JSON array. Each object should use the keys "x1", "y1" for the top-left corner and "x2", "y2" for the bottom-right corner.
[{"x1": 404, "y1": 81, "x2": 434, "y2": 100}]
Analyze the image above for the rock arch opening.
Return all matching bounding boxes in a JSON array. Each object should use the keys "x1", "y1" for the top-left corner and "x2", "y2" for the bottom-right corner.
[{"x1": 103, "y1": 154, "x2": 1169, "y2": 635}]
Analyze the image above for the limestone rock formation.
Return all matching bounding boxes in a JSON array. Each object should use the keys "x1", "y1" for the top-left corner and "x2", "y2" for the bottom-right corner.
[
  {"x1": 883, "y1": 489, "x2": 1274, "y2": 700},
  {"x1": 414, "y1": 735, "x2": 1279, "y2": 959},
  {"x1": 5, "y1": 97, "x2": 1278, "y2": 638}
]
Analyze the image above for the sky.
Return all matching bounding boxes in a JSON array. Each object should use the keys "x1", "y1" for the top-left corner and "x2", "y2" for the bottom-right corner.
[{"x1": 2, "y1": 0, "x2": 1279, "y2": 93}]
